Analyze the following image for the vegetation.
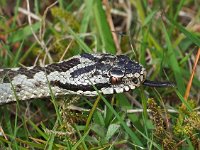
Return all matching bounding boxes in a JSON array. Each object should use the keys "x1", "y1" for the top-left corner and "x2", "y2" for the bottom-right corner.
[{"x1": 0, "y1": 0, "x2": 199, "y2": 149}]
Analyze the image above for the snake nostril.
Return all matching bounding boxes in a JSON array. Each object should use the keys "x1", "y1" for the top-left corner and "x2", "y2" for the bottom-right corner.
[{"x1": 132, "y1": 78, "x2": 138, "y2": 84}]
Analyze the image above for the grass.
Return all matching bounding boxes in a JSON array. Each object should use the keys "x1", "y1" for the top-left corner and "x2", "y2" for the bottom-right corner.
[{"x1": 0, "y1": 0, "x2": 200, "y2": 149}]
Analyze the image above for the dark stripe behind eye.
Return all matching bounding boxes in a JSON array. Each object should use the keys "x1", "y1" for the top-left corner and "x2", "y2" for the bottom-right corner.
[{"x1": 50, "y1": 80, "x2": 110, "y2": 92}]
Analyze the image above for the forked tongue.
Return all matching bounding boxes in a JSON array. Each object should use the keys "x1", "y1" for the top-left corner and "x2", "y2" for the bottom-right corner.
[{"x1": 143, "y1": 80, "x2": 175, "y2": 87}]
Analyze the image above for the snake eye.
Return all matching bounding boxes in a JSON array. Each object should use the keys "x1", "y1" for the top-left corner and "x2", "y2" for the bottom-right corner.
[
  {"x1": 132, "y1": 78, "x2": 138, "y2": 84},
  {"x1": 109, "y1": 67, "x2": 124, "y2": 85},
  {"x1": 110, "y1": 76, "x2": 122, "y2": 85}
]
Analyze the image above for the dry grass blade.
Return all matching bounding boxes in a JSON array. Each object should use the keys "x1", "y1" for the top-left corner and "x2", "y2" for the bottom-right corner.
[
  {"x1": 103, "y1": 0, "x2": 122, "y2": 54},
  {"x1": 183, "y1": 48, "x2": 200, "y2": 102}
]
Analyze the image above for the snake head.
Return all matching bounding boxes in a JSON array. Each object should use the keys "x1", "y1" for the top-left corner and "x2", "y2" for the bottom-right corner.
[
  {"x1": 109, "y1": 62, "x2": 146, "y2": 87},
  {"x1": 91, "y1": 54, "x2": 147, "y2": 94},
  {"x1": 107, "y1": 55, "x2": 146, "y2": 92}
]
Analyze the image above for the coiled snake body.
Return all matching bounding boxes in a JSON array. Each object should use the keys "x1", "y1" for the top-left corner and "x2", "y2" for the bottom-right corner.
[{"x1": 0, "y1": 53, "x2": 173, "y2": 105}]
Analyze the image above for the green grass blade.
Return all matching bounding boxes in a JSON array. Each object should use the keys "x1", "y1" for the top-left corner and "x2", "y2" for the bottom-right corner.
[
  {"x1": 143, "y1": 10, "x2": 157, "y2": 26},
  {"x1": 89, "y1": 84, "x2": 143, "y2": 146},
  {"x1": 8, "y1": 22, "x2": 41, "y2": 43},
  {"x1": 99, "y1": 95, "x2": 143, "y2": 147},
  {"x1": 175, "y1": 89, "x2": 192, "y2": 111},
  {"x1": 84, "y1": 96, "x2": 101, "y2": 133},
  {"x1": 28, "y1": 120, "x2": 48, "y2": 140},
  {"x1": 72, "y1": 127, "x2": 90, "y2": 150},
  {"x1": 12, "y1": 40, "x2": 24, "y2": 67},
  {"x1": 93, "y1": 0, "x2": 116, "y2": 54},
  {"x1": 162, "y1": 21, "x2": 186, "y2": 95},
  {"x1": 167, "y1": 17, "x2": 200, "y2": 47},
  {"x1": 80, "y1": 0, "x2": 94, "y2": 33},
  {"x1": 66, "y1": 26, "x2": 92, "y2": 53}
]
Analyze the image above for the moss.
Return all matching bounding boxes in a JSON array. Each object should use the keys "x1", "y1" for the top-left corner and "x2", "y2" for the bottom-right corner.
[
  {"x1": 51, "y1": 7, "x2": 80, "y2": 32},
  {"x1": 147, "y1": 98, "x2": 176, "y2": 149}
]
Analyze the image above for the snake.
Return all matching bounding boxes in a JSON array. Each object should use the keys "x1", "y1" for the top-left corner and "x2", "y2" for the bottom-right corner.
[{"x1": 0, "y1": 53, "x2": 174, "y2": 105}]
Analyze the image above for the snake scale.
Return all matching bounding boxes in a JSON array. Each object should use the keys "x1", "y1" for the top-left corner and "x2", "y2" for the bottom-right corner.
[{"x1": 0, "y1": 53, "x2": 174, "y2": 105}]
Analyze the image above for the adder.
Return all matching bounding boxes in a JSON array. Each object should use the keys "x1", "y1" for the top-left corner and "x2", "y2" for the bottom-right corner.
[{"x1": 0, "y1": 53, "x2": 174, "y2": 104}]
